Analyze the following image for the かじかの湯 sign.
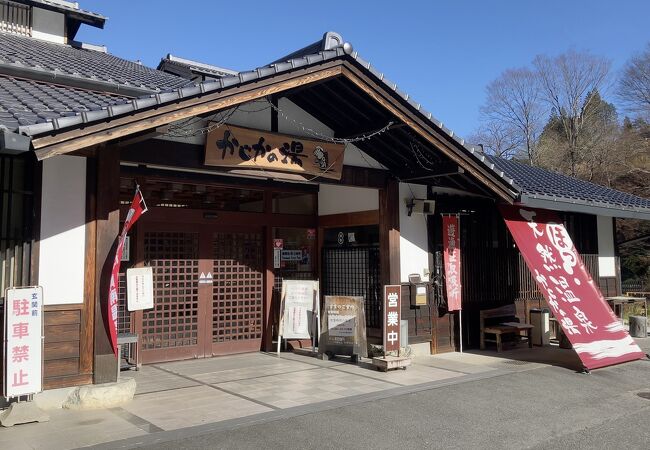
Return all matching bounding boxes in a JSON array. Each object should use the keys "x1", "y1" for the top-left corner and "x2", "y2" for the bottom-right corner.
[{"x1": 205, "y1": 125, "x2": 345, "y2": 180}]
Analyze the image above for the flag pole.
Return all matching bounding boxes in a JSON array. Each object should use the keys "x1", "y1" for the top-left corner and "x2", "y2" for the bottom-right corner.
[{"x1": 457, "y1": 213, "x2": 462, "y2": 353}]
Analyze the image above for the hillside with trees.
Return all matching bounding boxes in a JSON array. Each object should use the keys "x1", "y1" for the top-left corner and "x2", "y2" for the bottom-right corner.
[{"x1": 470, "y1": 45, "x2": 650, "y2": 289}]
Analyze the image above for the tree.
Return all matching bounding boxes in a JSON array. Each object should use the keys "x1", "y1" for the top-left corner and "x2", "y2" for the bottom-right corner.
[
  {"x1": 467, "y1": 121, "x2": 521, "y2": 159},
  {"x1": 617, "y1": 43, "x2": 650, "y2": 120},
  {"x1": 474, "y1": 68, "x2": 544, "y2": 163},
  {"x1": 533, "y1": 50, "x2": 611, "y2": 176}
]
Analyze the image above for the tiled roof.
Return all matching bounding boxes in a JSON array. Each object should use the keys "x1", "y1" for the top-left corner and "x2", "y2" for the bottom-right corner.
[
  {"x1": 0, "y1": 75, "x2": 126, "y2": 130},
  {"x1": 483, "y1": 155, "x2": 650, "y2": 218},
  {"x1": 1, "y1": 29, "x2": 648, "y2": 218},
  {"x1": 0, "y1": 32, "x2": 190, "y2": 93}
]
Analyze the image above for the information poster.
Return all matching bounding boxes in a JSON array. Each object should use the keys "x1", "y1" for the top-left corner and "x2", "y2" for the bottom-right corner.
[
  {"x1": 4, "y1": 286, "x2": 43, "y2": 398},
  {"x1": 279, "y1": 280, "x2": 318, "y2": 340},
  {"x1": 319, "y1": 296, "x2": 368, "y2": 358},
  {"x1": 127, "y1": 267, "x2": 154, "y2": 311}
]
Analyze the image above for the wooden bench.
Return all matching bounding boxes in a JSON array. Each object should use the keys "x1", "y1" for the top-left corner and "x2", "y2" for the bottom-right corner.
[{"x1": 480, "y1": 304, "x2": 534, "y2": 352}]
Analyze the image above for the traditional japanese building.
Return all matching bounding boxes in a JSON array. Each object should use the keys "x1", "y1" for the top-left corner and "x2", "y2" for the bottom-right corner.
[{"x1": 1, "y1": 0, "x2": 649, "y2": 390}]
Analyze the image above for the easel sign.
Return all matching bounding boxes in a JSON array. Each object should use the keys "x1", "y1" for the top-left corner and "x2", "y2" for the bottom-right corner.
[
  {"x1": 3, "y1": 286, "x2": 44, "y2": 398},
  {"x1": 277, "y1": 280, "x2": 320, "y2": 354}
]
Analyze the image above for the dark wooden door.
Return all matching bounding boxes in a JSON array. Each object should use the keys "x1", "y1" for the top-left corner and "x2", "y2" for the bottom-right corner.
[
  {"x1": 137, "y1": 222, "x2": 265, "y2": 363},
  {"x1": 140, "y1": 225, "x2": 206, "y2": 363},
  {"x1": 208, "y1": 229, "x2": 264, "y2": 355}
]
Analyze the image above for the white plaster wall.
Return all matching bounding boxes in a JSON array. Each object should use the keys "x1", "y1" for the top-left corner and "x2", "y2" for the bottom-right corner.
[
  {"x1": 343, "y1": 144, "x2": 387, "y2": 169},
  {"x1": 399, "y1": 183, "x2": 430, "y2": 282},
  {"x1": 597, "y1": 215, "x2": 616, "y2": 277},
  {"x1": 39, "y1": 156, "x2": 86, "y2": 305},
  {"x1": 31, "y1": 8, "x2": 65, "y2": 44},
  {"x1": 277, "y1": 98, "x2": 334, "y2": 137},
  {"x1": 318, "y1": 184, "x2": 378, "y2": 216}
]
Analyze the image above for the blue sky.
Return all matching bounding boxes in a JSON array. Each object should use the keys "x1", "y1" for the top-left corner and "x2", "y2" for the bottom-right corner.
[{"x1": 77, "y1": 1, "x2": 650, "y2": 139}]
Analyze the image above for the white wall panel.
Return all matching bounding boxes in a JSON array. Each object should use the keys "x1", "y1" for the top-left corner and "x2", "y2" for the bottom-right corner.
[
  {"x1": 597, "y1": 215, "x2": 616, "y2": 277},
  {"x1": 399, "y1": 183, "x2": 430, "y2": 283},
  {"x1": 38, "y1": 156, "x2": 86, "y2": 305},
  {"x1": 318, "y1": 184, "x2": 378, "y2": 216}
]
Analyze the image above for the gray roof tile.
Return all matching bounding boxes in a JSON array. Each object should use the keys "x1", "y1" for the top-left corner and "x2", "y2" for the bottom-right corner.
[
  {"x1": 0, "y1": 32, "x2": 190, "y2": 92},
  {"x1": 483, "y1": 155, "x2": 650, "y2": 215},
  {"x1": 0, "y1": 75, "x2": 126, "y2": 130}
]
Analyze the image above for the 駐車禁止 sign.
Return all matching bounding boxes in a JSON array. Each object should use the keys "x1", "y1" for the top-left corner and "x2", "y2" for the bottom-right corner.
[{"x1": 3, "y1": 286, "x2": 44, "y2": 398}]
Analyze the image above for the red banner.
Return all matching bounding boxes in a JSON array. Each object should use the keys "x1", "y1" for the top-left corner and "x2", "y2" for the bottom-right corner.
[
  {"x1": 442, "y1": 215, "x2": 462, "y2": 311},
  {"x1": 500, "y1": 205, "x2": 644, "y2": 370},
  {"x1": 108, "y1": 189, "x2": 147, "y2": 355}
]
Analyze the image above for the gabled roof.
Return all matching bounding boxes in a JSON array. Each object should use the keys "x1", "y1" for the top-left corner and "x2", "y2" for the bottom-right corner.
[
  {"x1": 2, "y1": 29, "x2": 649, "y2": 219},
  {"x1": 481, "y1": 155, "x2": 650, "y2": 219},
  {"x1": 19, "y1": 0, "x2": 106, "y2": 30},
  {"x1": 0, "y1": 32, "x2": 190, "y2": 97}
]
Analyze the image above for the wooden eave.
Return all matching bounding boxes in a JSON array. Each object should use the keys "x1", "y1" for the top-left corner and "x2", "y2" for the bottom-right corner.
[{"x1": 30, "y1": 58, "x2": 517, "y2": 203}]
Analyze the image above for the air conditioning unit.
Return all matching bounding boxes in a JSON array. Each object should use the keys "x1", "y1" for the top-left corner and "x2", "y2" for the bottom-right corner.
[{"x1": 405, "y1": 199, "x2": 436, "y2": 216}]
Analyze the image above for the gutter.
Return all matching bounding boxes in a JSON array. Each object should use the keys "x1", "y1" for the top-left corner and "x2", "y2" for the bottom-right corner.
[
  {"x1": 0, "y1": 63, "x2": 155, "y2": 98},
  {"x1": 519, "y1": 194, "x2": 650, "y2": 221}
]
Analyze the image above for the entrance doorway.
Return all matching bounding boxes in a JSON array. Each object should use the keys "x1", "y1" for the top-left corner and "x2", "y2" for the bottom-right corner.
[{"x1": 138, "y1": 224, "x2": 264, "y2": 363}]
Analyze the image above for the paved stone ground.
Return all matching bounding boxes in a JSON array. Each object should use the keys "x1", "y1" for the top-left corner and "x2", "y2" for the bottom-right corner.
[{"x1": 0, "y1": 341, "x2": 647, "y2": 449}]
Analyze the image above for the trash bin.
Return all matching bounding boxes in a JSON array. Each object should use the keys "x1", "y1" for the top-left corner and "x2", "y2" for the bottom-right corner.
[
  {"x1": 530, "y1": 308, "x2": 550, "y2": 346},
  {"x1": 629, "y1": 316, "x2": 648, "y2": 338}
]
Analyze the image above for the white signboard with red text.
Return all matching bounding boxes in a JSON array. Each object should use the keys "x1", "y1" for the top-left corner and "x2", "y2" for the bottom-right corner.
[
  {"x1": 500, "y1": 205, "x2": 645, "y2": 370},
  {"x1": 3, "y1": 286, "x2": 43, "y2": 398}
]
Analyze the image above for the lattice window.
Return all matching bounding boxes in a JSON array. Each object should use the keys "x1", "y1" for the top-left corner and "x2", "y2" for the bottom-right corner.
[
  {"x1": 142, "y1": 232, "x2": 199, "y2": 350},
  {"x1": 0, "y1": 1, "x2": 31, "y2": 36},
  {"x1": 212, "y1": 232, "x2": 263, "y2": 343},
  {"x1": 322, "y1": 245, "x2": 381, "y2": 328}
]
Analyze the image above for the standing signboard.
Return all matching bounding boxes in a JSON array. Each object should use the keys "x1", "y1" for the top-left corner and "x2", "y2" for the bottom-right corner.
[
  {"x1": 383, "y1": 285, "x2": 401, "y2": 354},
  {"x1": 319, "y1": 296, "x2": 368, "y2": 359},
  {"x1": 277, "y1": 280, "x2": 320, "y2": 353},
  {"x1": 3, "y1": 286, "x2": 43, "y2": 398},
  {"x1": 500, "y1": 205, "x2": 645, "y2": 370},
  {"x1": 126, "y1": 267, "x2": 154, "y2": 311}
]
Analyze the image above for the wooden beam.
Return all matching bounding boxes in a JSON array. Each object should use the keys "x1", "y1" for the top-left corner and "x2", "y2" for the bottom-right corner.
[
  {"x1": 380, "y1": 178, "x2": 400, "y2": 286},
  {"x1": 33, "y1": 64, "x2": 344, "y2": 160},
  {"x1": 80, "y1": 157, "x2": 97, "y2": 376},
  {"x1": 339, "y1": 64, "x2": 516, "y2": 203},
  {"x1": 93, "y1": 146, "x2": 120, "y2": 384}
]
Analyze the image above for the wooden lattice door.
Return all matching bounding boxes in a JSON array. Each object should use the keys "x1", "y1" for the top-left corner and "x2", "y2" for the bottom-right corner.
[
  {"x1": 140, "y1": 229, "x2": 204, "y2": 363},
  {"x1": 209, "y1": 230, "x2": 264, "y2": 355}
]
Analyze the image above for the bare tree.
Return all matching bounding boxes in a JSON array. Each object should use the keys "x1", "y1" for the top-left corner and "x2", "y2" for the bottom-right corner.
[
  {"x1": 533, "y1": 50, "x2": 611, "y2": 176},
  {"x1": 477, "y1": 68, "x2": 544, "y2": 164},
  {"x1": 468, "y1": 121, "x2": 521, "y2": 159},
  {"x1": 617, "y1": 43, "x2": 650, "y2": 119}
]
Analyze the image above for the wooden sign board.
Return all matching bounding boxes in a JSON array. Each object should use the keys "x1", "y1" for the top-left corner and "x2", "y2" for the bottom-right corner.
[
  {"x1": 205, "y1": 125, "x2": 345, "y2": 180},
  {"x1": 383, "y1": 285, "x2": 401, "y2": 353}
]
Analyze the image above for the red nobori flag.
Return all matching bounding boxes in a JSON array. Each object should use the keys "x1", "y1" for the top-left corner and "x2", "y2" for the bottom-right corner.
[
  {"x1": 108, "y1": 188, "x2": 147, "y2": 355},
  {"x1": 500, "y1": 205, "x2": 644, "y2": 370},
  {"x1": 442, "y1": 215, "x2": 462, "y2": 311}
]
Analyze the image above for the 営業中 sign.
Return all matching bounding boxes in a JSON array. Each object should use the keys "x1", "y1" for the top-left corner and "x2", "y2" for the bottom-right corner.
[
  {"x1": 3, "y1": 286, "x2": 43, "y2": 398},
  {"x1": 205, "y1": 125, "x2": 345, "y2": 180},
  {"x1": 126, "y1": 267, "x2": 154, "y2": 311},
  {"x1": 383, "y1": 285, "x2": 401, "y2": 353}
]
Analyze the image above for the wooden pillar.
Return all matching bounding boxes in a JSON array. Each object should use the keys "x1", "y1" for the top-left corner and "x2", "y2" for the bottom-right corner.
[
  {"x1": 262, "y1": 192, "x2": 275, "y2": 352},
  {"x1": 379, "y1": 178, "x2": 400, "y2": 286},
  {"x1": 93, "y1": 147, "x2": 120, "y2": 383}
]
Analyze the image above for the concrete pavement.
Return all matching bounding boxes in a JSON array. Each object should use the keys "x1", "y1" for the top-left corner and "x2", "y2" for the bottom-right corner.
[{"x1": 0, "y1": 340, "x2": 647, "y2": 449}]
